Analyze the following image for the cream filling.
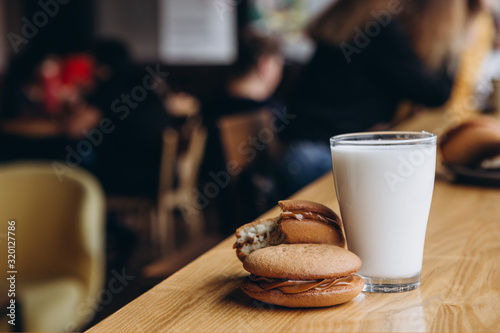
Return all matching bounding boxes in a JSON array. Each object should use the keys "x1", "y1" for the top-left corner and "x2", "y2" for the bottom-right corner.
[
  {"x1": 234, "y1": 218, "x2": 285, "y2": 256},
  {"x1": 249, "y1": 274, "x2": 356, "y2": 294}
]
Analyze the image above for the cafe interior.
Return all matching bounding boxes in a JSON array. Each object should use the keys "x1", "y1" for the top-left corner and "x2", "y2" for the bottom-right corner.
[{"x1": 0, "y1": 0, "x2": 499, "y2": 332}]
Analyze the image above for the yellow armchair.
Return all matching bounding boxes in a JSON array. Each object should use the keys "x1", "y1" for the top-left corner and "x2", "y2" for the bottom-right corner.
[{"x1": 0, "y1": 161, "x2": 105, "y2": 332}]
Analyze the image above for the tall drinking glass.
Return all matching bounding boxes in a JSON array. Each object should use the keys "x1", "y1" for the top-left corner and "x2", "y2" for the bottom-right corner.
[{"x1": 330, "y1": 132, "x2": 436, "y2": 293}]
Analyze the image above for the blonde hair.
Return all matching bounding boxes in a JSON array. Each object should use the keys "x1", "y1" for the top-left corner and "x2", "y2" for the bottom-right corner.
[{"x1": 307, "y1": 0, "x2": 482, "y2": 71}]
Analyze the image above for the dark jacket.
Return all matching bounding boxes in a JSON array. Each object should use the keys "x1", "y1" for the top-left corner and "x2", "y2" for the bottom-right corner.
[{"x1": 283, "y1": 20, "x2": 454, "y2": 143}]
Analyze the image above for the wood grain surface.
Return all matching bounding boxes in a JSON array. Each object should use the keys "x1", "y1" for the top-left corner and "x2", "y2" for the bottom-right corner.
[{"x1": 88, "y1": 111, "x2": 500, "y2": 332}]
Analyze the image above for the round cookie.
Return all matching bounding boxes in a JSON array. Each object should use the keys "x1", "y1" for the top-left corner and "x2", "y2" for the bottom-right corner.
[
  {"x1": 243, "y1": 244, "x2": 360, "y2": 280},
  {"x1": 241, "y1": 244, "x2": 364, "y2": 308}
]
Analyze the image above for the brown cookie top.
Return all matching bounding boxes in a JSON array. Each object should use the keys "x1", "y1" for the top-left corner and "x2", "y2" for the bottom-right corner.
[{"x1": 243, "y1": 244, "x2": 361, "y2": 280}]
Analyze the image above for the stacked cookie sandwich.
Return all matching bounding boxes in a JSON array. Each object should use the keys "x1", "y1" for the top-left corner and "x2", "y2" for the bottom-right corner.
[{"x1": 234, "y1": 200, "x2": 364, "y2": 308}]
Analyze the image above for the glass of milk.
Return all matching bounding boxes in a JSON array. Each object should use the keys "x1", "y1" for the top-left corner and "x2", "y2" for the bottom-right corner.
[{"x1": 330, "y1": 132, "x2": 436, "y2": 293}]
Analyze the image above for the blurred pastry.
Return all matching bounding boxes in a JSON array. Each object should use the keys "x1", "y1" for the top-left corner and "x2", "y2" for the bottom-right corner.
[{"x1": 440, "y1": 116, "x2": 500, "y2": 168}]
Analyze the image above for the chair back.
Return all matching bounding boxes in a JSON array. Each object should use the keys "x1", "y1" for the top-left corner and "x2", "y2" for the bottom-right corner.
[
  {"x1": 158, "y1": 128, "x2": 179, "y2": 199},
  {"x1": 158, "y1": 117, "x2": 208, "y2": 198},
  {"x1": 216, "y1": 108, "x2": 279, "y2": 177},
  {"x1": 155, "y1": 117, "x2": 208, "y2": 253}
]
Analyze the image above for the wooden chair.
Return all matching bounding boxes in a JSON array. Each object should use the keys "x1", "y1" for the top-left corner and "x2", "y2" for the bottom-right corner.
[
  {"x1": 215, "y1": 108, "x2": 282, "y2": 222},
  {"x1": 153, "y1": 116, "x2": 208, "y2": 254},
  {"x1": 216, "y1": 108, "x2": 280, "y2": 178}
]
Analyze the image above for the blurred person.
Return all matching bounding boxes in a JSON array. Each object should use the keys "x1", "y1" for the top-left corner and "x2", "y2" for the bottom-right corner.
[
  {"x1": 201, "y1": 29, "x2": 285, "y2": 233},
  {"x1": 203, "y1": 30, "x2": 284, "y2": 120},
  {"x1": 279, "y1": 0, "x2": 483, "y2": 195},
  {"x1": 85, "y1": 39, "x2": 170, "y2": 198}
]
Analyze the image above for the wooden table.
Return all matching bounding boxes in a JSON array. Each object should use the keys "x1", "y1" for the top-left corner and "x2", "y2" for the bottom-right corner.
[{"x1": 88, "y1": 111, "x2": 500, "y2": 332}]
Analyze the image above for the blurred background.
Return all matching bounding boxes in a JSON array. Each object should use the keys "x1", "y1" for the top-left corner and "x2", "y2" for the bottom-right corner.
[{"x1": 0, "y1": 0, "x2": 498, "y2": 331}]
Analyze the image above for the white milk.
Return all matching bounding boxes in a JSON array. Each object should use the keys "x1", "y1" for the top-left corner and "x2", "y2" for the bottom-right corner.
[{"x1": 331, "y1": 144, "x2": 436, "y2": 278}]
